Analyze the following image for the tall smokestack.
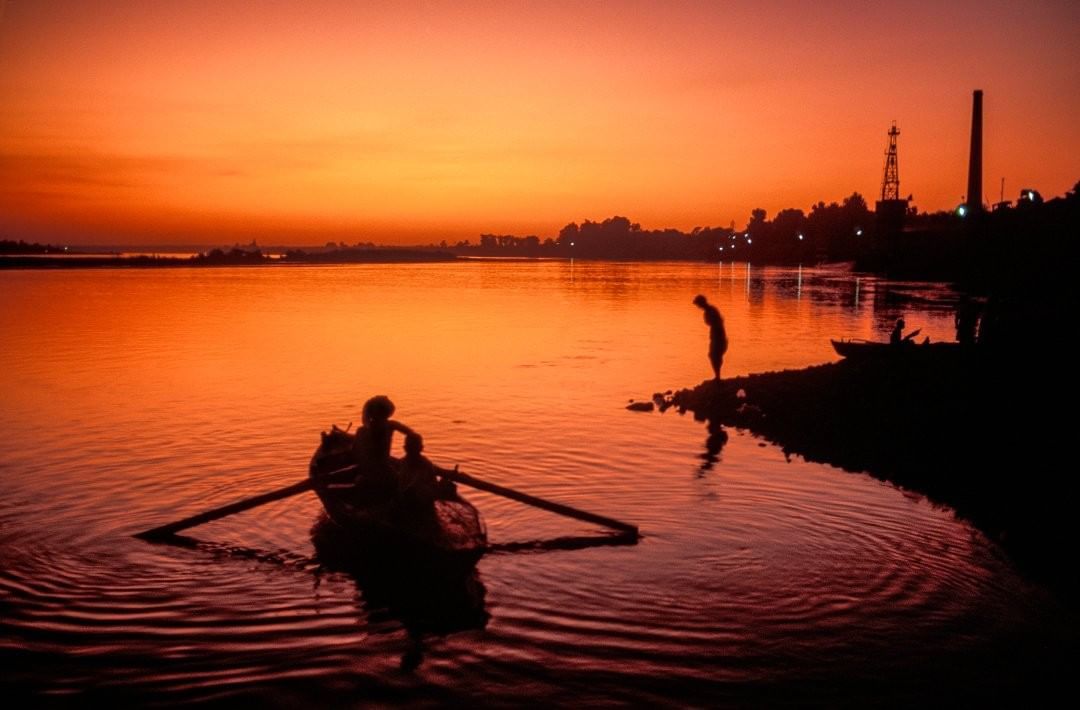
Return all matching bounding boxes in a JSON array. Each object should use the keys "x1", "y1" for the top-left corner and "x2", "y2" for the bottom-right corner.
[{"x1": 967, "y1": 89, "x2": 983, "y2": 211}]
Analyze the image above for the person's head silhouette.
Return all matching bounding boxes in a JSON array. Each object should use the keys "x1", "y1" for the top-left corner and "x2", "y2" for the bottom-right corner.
[
  {"x1": 404, "y1": 432, "x2": 424, "y2": 459},
  {"x1": 362, "y1": 395, "x2": 395, "y2": 426}
]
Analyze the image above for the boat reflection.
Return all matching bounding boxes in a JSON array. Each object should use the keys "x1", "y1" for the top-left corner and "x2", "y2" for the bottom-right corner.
[
  {"x1": 145, "y1": 517, "x2": 638, "y2": 670},
  {"x1": 310, "y1": 513, "x2": 488, "y2": 670}
]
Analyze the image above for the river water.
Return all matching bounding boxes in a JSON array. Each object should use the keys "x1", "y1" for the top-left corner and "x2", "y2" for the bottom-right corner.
[{"x1": 0, "y1": 261, "x2": 1072, "y2": 705}]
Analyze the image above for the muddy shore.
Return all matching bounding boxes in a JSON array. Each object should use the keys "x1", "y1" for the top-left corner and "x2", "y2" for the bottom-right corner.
[{"x1": 639, "y1": 348, "x2": 1076, "y2": 595}]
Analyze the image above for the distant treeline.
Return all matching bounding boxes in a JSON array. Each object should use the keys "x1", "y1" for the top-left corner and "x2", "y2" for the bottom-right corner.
[
  {"x1": 6, "y1": 179, "x2": 1076, "y2": 282},
  {"x1": 0, "y1": 245, "x2": 457, "y2": 270},
  {"x1": 441, "y1": 193, "x2": 877, "y2": 262},
  {"x1": 193, "y1": 246, "x2": 455, "y2": 264},
  {"x1": 280, "y1": 247, "x2": 455, "y2": 264},
  {"x1": 0, "y1": 239, "x2": 76, "y2": 254},
  {"x1": 441, "y1": 181, "x2": 1080, "y2": 287}
]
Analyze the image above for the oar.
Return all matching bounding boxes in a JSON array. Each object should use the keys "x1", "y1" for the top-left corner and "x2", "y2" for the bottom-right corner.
[
  {"x1": 134, "y1": 464, "x2": 357, "y2": 540},
  {"x1": 136, "y1": 463, "x2": 639, "y2": 541},
  {"x1": 437, "y1": 465, "x2": 639, "y2": 537}
]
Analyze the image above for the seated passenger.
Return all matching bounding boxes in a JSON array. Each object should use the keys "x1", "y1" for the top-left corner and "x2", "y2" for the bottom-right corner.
[
  {"x1": 889, "y1": 318, "x2": 920, "y2": 347},
  {"x1": 398, "y1": 432, "x2": 439, "y2": 518}
]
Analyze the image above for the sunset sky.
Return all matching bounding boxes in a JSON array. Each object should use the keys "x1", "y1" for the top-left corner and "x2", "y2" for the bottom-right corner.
[{"x1": 1, "y1": 0, "x2": 1077, "y2": 245}]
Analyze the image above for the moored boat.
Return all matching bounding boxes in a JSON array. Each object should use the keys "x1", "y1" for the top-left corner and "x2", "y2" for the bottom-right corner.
[
  {"x1": 309, "y1": 426, "x2": 487, "y2": 573},
  {"x1": 831, "y1": 338, "x2": 963, "y2": 361}
]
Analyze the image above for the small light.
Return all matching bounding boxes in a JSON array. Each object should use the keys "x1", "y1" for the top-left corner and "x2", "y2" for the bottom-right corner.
[
  {"x1": 570, "y1": 242, "x2": 575, "y2": 247},
  {"x1": 719, "y1": 247, "x2": 724, "y2": 252},
  {"x1": 1027, "y1": 191, "x2": 1035, "y2": 200},
  {"x1": 957, "y1": 205, "x2": 967, "y2": 217},
  {"x1": 797, "y1": 233, "x2": 804, "y2": 240},
  {"x1": 855, "y1": 228, "x2": 863, "y2": 236},
  {"x1": 747, "y1": 238, "x2": 752, "y2": 244}
]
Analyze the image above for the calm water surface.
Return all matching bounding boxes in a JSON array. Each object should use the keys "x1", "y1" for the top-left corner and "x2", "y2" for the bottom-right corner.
[{"x1": 0, "y1": 261, "x2": 1073, "y2": 705}]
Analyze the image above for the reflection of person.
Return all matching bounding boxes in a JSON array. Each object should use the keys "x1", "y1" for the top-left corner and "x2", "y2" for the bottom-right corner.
[
  {"x1": 693, "y1": 295, "x2": 728, "y2": 380},
  {"x1": 352, "y1": 395, "x2": 415, "y2": 496},
  {"x1": 698, "y1": 419, "x2": 729, "y2": 474},
  {"x1": 954, "y1": 296, "x2": 979, "y2": 345}
]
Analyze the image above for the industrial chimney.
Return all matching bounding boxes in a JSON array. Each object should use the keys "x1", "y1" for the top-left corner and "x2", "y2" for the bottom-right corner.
[{"x1": 966, "y1": 90, "x2": 983, "y2": 212}]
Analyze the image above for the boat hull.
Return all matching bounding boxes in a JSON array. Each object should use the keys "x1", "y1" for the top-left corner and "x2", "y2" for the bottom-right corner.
[
  {"x1": 309, "y1": 428, "x2": 486, "y2": 574},
  {"x1": 831, "y1": 339, "x2": 963, "y2": 361}
]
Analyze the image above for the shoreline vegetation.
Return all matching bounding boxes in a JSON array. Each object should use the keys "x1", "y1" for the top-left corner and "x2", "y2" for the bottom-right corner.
[
  {"x1": 2, "y1": 179, "x2": 1076, "y2": 284},
  {"x1": 0, "y1": 246, "x2": 457, "y2": 268},
  {"x1": 635, "y1": 345, "x2": 1077, "y2": 596}
]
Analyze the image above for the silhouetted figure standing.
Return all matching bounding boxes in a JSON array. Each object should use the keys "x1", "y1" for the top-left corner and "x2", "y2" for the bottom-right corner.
[
  {"x1": 955, "y1": 296, "x2": 979, "y2": 345},
  {"x1": 693, "y1": 295, "x2": 727, "y2": 380}
]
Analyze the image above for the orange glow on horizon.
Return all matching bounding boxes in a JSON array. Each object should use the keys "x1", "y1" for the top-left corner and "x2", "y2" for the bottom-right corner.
[{"x1": 1, "y1": 1, "x2": 1077, "y2": 245}]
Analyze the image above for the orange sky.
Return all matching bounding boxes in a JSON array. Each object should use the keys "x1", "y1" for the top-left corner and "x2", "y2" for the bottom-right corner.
[{"x1": 1, "y1": 0, "x2": 1077, "y2": 245}]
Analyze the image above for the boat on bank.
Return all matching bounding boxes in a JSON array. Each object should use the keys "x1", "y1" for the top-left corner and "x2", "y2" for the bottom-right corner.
[
  {"x1": 308, "y1": 427, "x2": 487, "y2": 573},
  {"x1": 831, "y1": 338, "x2": 963, "y2": 361}
]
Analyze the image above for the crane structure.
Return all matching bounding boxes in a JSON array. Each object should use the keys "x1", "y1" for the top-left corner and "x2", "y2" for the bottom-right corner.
[
  {"x1": 880, "y1": 121, "x2": 901, "y2": 202},
  {"x1": 874, "y1": 121, "x2": 909, "y2": 235}
]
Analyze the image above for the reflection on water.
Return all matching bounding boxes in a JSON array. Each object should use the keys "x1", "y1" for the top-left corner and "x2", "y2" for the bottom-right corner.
[
  {"x1": 698, "y1": 419, "x2": 729, "y2": 474},
  {"x1": 310, "y1": 514, "x2": 489, "y2": 672},
  {"x1": 0, "y1": 261, "x2": 1073, "y2": 704}
]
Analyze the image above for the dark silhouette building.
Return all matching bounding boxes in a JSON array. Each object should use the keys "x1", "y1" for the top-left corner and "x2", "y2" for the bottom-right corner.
[{"x1": 966, "y1": 90, "x2": 984, "y2": 212}]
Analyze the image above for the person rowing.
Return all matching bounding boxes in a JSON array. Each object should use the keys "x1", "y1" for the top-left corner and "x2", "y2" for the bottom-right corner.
[
  {"x1": 351, "y1": 395, "x2": 416, "y2": 500},
  {"x1": 889, "y1": 318, "x2": 921, "y2": 347}
]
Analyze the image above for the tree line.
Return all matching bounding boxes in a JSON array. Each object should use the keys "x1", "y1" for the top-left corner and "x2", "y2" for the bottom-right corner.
[{"x1": 446, "y1": 193, "x2": 877, "y2": 263}]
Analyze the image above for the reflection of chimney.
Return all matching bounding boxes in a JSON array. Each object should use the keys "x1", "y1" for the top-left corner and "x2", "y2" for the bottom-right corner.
[{"x1": 967, "y1": 90, "x2": 983, "y2": 211}]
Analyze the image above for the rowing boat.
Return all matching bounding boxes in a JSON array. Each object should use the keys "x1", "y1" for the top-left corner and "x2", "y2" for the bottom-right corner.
[{"x1": 309, "y1": 427, "x2": 487, "y2": 572}]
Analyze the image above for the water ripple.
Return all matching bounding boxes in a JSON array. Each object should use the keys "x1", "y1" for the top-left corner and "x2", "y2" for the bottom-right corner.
[{"x1": 0, "y1": 263, "x2": 1071, "y2": 703}]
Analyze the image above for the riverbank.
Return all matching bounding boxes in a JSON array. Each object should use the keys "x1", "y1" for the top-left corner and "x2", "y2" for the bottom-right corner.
[
  {"x1": 0, "y1": 248, "x2": 457, "y2": 269},
  {"x1": 641, "y1": 348, "x2": 1077, "y2": 595}
]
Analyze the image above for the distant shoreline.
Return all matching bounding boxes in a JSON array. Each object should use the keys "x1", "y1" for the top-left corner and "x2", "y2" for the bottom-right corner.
[{"x1": 0, "y1": 249, "x2": 459, "y2": 270}]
